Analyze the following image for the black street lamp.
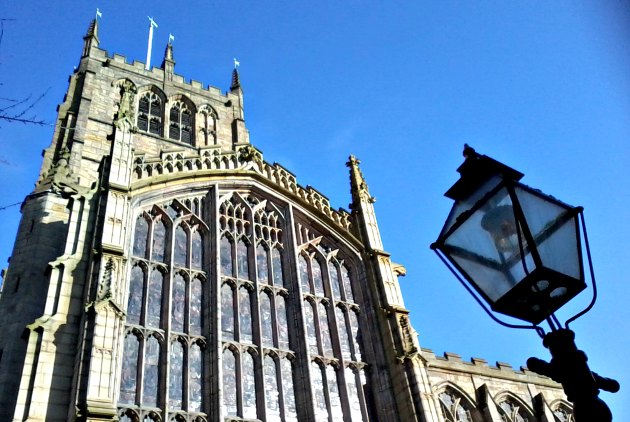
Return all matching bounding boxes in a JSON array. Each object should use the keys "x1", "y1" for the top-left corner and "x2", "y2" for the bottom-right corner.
[{"x1": 431, "y1": 145, "x2": 619, "y2": 421}]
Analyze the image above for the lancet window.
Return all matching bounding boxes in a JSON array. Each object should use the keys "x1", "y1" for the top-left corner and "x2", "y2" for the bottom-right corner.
[
  {"x1": 137, "y1": 91, "x2": 163, "y2": 136},
  {"x1": 169, "y1": 100, "x2": 194, "y2": 144},
  {"x1": 199, "y1": 106, "x2": 217, "y2": 146},
  {"x1": 120, "y1": 203, "x2": 207, "y2": 421},
  {"x1": 438, "y1": 388, "x2": 474, "y2": 422}
]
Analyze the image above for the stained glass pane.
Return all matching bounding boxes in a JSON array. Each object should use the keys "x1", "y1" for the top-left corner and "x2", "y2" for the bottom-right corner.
[
  {"x1": 169, "y1": 341, "x2": 183, "y2": 409},
  {"x1": 222, "y1": 350, "x2": 237, "y2": 416},
  {"x1": 119, "y1": 333, "x2": 139, "y2": 404},
  {"x1": 349, "y1": 310, "x2": 362, "y2": 361},
  {"x1": 299, "y1": 255, "x2": 310, "y2": 292},
  {"x1": 329, "y1": 264, "x2": 341, "y2": 300},
  {"x1": 189, "y1": 344, "x2": 203, "y2": 412},
  {"x1": 276, "y1": 295, "x2": 289, "y2": 350},
  {"x1": 237, "y1": 240, "x2": 249, "y2": 280},
  {"x1": 311, "y1": 362, "x2": 328, "y2": 420},
  {"x1": 147, "y1": 270, "x2": 163, "y2": 328},
  {"x1": 271, "y1": 248, "x2": 283, "y2": 287},
  {"x1": 327, "y1": 366, "x2": 343, "y2": 421},
  {"x1": 133, "y1": 216, "x2": 149, "y2": 258},
  {"x1": 152, "y1": 219, "x2": 166, "y2": 262},
  {"x1": 341, "y1": 266, "x2": 354, "y2": 302},
  {"x1": 260, "y1": 293, "x2": 273, "y2": 347},
  {"x1": 312, "y1": 260, "x2": 325, "y2": 296},
  {"x1": 174, "y1": 225, "x2": 188, "y2": 267},
  {"x1": 191, "y1": 231, "x2": 202, "y2": 269},
  {"x1": 221, "y1": 284, "x2": 234, "y2": 340},
  {"x1": 239, "y1": 287, "x2": 253, "y2": 343},
  {"x1": 336, "y1": 307, "x2": 351, "y2": 359},
  {"x1": 304, "y1": 301, "x2": 318, "y2": 354},
  {"x1": 265, "y1": 356, "x2": 280, "y2": 421},
  {"x1": 282, "y1": 358, "x2": 297, "y2": 421},
  {"x1": 318, "y1": 303, "x2": 334, "y2": 356},
  {"x1": 243, "y1": 352, "x2": 257, "y2": 419},
  {"x1": 171, "y1": 274, "x2": 185, "y2": 332},
  {"x1": 220, "y1": 236, "x2": 233, "y2": 277},
  {"x1": 190, "y1": 278, "x2": 202, "y2": 335},
  {"x1": 127, "y1": 266, "x2": 144, "y2": 325},
  {"x1": 257, "y1": 244, "x2": 269, "y2": 284},
  {"x1": 346, "y1": 367, "x2": 364, "y2": 421},
  {"x1": 143, "y1": 336, "x2": 160, "y2": 407}
]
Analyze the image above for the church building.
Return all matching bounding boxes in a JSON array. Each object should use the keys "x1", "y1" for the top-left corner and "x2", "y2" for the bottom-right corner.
[{"x1": 0, "y1": 19, "x2": 573, "y2": 422}]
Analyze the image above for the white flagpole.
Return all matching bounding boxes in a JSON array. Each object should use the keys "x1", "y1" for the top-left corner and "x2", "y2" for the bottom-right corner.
[{"x1": 145, "y1": 17, "x2": 158, "y2": 70}]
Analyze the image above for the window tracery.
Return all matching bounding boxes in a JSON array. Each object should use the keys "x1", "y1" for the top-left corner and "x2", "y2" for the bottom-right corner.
[
  {"x1": 137, "y1": 91, "x2": 163, "y2": 136},
  {"x1": 553, "y1": 404, "x2": 574, "y2": 422},
  {"x1": 121, "y1": 204, "x2": 207, "y2": 419},
  {"x1": 438, "y1": 388, "x2": 474, "y2": 422},
  {"x1": 198, "y1": 106, "x2": 217, "y2": 146},
  {"x1": 497, "y1": 397, "x2": 530, "y2": 422},
  {"x1": 169, "y1": 100, "x2": 194, "y2": 144}
]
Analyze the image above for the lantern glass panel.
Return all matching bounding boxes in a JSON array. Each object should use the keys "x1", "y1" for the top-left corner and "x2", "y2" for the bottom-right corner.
[
  {"x1": 440, "y1": 176, "x2": 502, "y2": 237},
  {"x1": 514, "y1": 186, "x2": 582, "y2": 281},
  {"x1": 443, "y1": 186, "x2": 535, "y2": 302}
]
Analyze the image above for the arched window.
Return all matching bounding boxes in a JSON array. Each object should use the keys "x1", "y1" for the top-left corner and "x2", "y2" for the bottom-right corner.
[
  {"x1": 336, "y1": 307, "x2": 351, "y2": 360},
  {"x1": 271, "y1": 248, "x2": 284, "y2": 287},
  {"x1": 174, "y1": 224, "x2": 188, "y2": 267},
  {"x1": 264, "y1": 356, "x2": 280, "y2": 420},
  {"x1": 257, "y1": 244, "x2": 269, "y2": 284},
  {"x1": 133, "y1": 215, "x2": 149, "y2": 258},
  {"x1": 341, "y1": 265, "x2": 354, "y2": 302},
  {"x1": 151, "y1": 218, "x2": 166, "y2": 262},
  {"x1": 191, "y1": 230, "x2": 203, "y2": 269},
  {"x1": 222, "y1": 349, "x2": 237, "y2": 416},
  {"x1": 281, "y1": 358, "x2": 297, "y2": 421},
  {"x1": 438, "y1": 388, "x2": 474, "y2": 422},
  {"x1": 553, "y1": 404, "x2": 574, "y2": 422},
  {"x1": 220, "y1": 235, "x2": 233, "y2": 276},
  {"x1": 318, "y1": 302, "x2": 334, "y2": 356},
  {"x1": 276, "y1": 295, "x2": 289, "y2": 349},
  {"x1": 198, "y1": 107, "x2": 217, "y2": 146},
  {"x1": 169, "y1": 100, "x2": 194, "y2": 144},
  {"x1": 299, "y1": 255, "x2": 310, "y2": 292},
  {"x1": 137, "y1": 91, "x2": 163, "y2": 135},
  {"x1": 498, "y1": 397, "x2": 530, "y2": 422},
  {"x1": 236, "y1": 239, "x2": 249, "y2": 280},
  {"x1": 169, "y1": 340, "x2": 184, "y2": 409},
  {"x1": 242, "y1": 352, "x2": 257, "y2": 419},
  {"x1": 221, "y1": 284, "x2": 234, "y2": 340},
  {"x1": 126, "y1": 266, "x2": 144, "y2": 325},
  {"x1": 304, "y1": 300, "x2": 318, "y2": 354},
  {"x1": 121, "y1": 205, "x2": 207, "y2": 418},
  {"x1": 239, "y1": 286, "x2": 253, "y2": 343},
  {"x1": 345, "y1": 367, "x2": 366, "y2": 421},
  {"x1": 329, "y1": 263, "x2": 342, "y2": 300},
  {"x1": 311, "y1": 362, "x2": 327, "y2": 420},
  {"x1": 171, "y1": 273, "x2": 186, "y2": 332},
  {"x1": 260, "y1": 292, "x2": 273, "y2": 346},
  {"x1": 143, "y1": 336, "x2": 160, "y2": 407},
  {"x1": 119, "y1": 332, "x2": 139, "y2": 404}
]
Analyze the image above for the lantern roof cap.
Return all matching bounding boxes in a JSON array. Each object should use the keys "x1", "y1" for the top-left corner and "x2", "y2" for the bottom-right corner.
[{"x1": 445, "y1": 144, "x2": 524, "y2": 200}]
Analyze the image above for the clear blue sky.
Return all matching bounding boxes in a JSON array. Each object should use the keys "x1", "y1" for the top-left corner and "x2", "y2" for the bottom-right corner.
[{"x1": 1, "y1": 0, "x2": 628, "y2": 418}]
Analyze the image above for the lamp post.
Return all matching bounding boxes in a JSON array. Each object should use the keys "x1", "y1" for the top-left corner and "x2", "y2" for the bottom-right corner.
[{"x1": 431, "y1": 145, "x2": 619, "y2": 421}]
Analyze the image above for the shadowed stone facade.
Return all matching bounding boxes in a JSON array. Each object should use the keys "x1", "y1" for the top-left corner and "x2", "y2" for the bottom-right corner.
[{"x1": 0, "y1": 19, "x2": 573, "y2": 422}]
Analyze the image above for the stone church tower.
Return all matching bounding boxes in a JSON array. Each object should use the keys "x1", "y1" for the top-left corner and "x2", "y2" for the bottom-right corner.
[{"x1": 0, "y1": 19, "x2": 573, "y2": 422}]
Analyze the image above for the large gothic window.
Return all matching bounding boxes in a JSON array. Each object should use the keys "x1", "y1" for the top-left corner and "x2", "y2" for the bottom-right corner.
[
  {"x1": 120, "y1": 194, "x2": 372, "y2": 421},
  {"x1": 498, "y1": 396, "x2": 530, "y2": 422},
  {"x1": 438, "y1": 388, "x2": 474, "y2": 422},
  {"x1": 137, "y1": 91, "x2": 163, "y2": 136},
  {"x1": 169, "y1": 100, "x2": 194, "y2": 144},
  {"x1": 121, "y1": 205, "x2": 207, "y2": 420},
  {"x1": 553, "y1": 403, "x2": 574, "y2": 422}
]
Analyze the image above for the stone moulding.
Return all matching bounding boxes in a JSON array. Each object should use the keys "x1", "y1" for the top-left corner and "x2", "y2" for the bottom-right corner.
[{"x1": 131, "y1": 145, "x2": 353, "y2": 233}]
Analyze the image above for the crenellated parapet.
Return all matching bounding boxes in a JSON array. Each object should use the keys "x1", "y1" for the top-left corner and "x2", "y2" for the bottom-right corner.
[{"x1": 131, "y1": 145, "x2": 353, "y2": 233}]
